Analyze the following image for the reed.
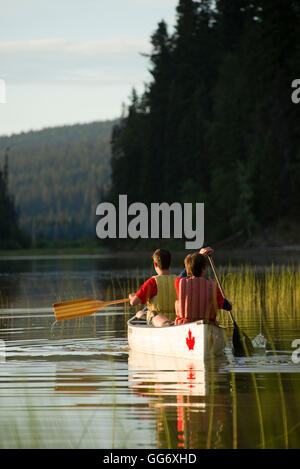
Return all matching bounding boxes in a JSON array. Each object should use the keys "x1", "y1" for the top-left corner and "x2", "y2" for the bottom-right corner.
[{"x1": 217, "y1": 263, "x2": 300, "y2": 329}]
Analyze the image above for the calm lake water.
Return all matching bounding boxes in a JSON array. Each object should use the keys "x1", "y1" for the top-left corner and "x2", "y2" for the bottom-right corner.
[{"x1": 0, "y1": 251, "x2": 300, "y2": 449}]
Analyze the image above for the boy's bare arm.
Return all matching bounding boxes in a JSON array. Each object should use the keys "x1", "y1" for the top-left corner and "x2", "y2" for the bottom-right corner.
[{"x1": 129, "y1": 292, "x2": 142, "y2": 306}]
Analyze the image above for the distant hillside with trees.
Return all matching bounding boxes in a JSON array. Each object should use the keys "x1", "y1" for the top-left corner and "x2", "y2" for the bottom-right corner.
[{"x1": 0, "y1": 120, "x2": 116, "y2": 243}]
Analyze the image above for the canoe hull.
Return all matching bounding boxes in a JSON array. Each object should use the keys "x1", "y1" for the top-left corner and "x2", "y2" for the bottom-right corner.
[{"x1": 127, "y1": 318, "x2": 226, "y2": 361}]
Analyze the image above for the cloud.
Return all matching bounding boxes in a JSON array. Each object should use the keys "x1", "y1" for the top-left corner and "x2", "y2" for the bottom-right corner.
[
  {"x1": 0, "y1": 37, "x2": 150, "y2": 54},
  {"x1": 0, "y1": 0, "x2": 177, "y2": 134},
  {"x1": 0, "y1": 37, "x2": 152, "y2": 85}
]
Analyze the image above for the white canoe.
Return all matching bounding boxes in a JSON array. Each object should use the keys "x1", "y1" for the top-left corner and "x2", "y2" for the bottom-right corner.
[{"x1": 127, "y1": 317, "x2": 227, "y2": 361}]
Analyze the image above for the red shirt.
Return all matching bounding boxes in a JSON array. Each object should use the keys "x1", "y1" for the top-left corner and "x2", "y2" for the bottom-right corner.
[
  {"x1": 175, "y1": 277, "x2": 225, "y2": 309},
  {"x1": 136, "y1": 277, "x2": 157, "y2": 304}
]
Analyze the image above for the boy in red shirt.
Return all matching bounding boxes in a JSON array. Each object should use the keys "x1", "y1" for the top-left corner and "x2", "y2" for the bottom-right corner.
[
  {"x1": 129, "y1": 249, "x2": 177, "y2": 327},
  {"x1": 175, "y1": 251, "x2": 232, "y2": 325}
]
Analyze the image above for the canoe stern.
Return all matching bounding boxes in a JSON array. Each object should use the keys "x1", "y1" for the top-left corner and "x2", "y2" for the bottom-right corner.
[{"x1": 128, "y1": 319, "x2": 226, "y2": 360}]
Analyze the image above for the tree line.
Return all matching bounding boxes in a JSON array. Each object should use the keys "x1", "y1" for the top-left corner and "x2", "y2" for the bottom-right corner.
[{"x1": 109, "y1": 0, "x2": 300, "y2": 246}]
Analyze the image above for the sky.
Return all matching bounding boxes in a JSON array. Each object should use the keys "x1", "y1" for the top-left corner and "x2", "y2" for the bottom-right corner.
[{"x1": 0, "y1": 0, "x2": 178, "y2": 136}]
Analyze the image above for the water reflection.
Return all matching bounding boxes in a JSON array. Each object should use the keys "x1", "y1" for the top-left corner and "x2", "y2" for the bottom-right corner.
[
  {"x1": 127, "y1": 345, "x2": 300, "y2": 449},
  {"x1": 128, "y1": 350, "x2": 232, "y2": 449},
  {"x1": 0, "y1": 254, "x2": 157, "y2": 309}
]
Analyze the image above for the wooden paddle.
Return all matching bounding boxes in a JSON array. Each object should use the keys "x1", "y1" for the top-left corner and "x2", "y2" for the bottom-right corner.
[
  {"x1": 53, "y1": 297, "x2": 130, "y2": 321},
  {"x1": 208, "y1": 255, "x2": 254, "y2": 357}
]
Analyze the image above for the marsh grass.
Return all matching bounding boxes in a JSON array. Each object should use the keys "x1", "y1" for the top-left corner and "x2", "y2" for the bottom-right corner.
[
  {"x1": 210, "y1": 263, "x2": 300, "y2": 449},
  {"x1": 215, "y1": 264, "x2": 300, "y2": 328}
]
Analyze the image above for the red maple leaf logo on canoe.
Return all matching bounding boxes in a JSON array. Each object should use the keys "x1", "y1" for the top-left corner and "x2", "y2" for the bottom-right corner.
[{"x1": 186, "y1": 329, "x2": 195, "y2": 350}]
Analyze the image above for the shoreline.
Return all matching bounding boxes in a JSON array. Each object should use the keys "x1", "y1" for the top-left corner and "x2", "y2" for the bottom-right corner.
[{"x1": 0, "y1": 245, "x2": 299, "y2": 265}]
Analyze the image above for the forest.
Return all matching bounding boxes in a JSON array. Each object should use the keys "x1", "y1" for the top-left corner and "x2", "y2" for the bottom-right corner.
[
  {"x1": 109, "y1": 0, "x2": 300, "y2": 247},
  {"x1": 0, "y1": 0, "x2": 299, "y2": 250},
  {"x1": 0, "y1": 120, "x2": 116, "y2": 244}
]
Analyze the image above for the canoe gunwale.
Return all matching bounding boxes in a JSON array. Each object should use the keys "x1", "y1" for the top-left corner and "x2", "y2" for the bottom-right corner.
[{"x1": 127, "y1": 316, "x2": 226, "y2": 330}]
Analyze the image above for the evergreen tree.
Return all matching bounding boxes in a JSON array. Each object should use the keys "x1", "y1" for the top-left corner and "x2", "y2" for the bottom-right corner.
[{"x1": 141, "y1": 20, "x2": 173, "y2": 202}]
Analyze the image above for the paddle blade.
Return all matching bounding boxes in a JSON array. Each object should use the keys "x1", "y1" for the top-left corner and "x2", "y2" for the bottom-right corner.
[
  {"x1": 53, "y1": 297, "x2": 130, "y2": 321},
  {"x1": 53, "y1": 298, "x2": 105, "y2": 321},
  {"x1": 232, "y1": 323, "x2": 254, "y2": 357}
]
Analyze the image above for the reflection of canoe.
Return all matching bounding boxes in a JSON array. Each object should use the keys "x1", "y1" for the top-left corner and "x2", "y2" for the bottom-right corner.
[
  {"x1": 128, "y1": 350, "x2": 230, "y2": 448},
  {"x1": 127, "y1": 317, "x2": 226, "y2": 360},
  {"x1": 128, "y1": 349, "x2": 210, "y2": 396}
]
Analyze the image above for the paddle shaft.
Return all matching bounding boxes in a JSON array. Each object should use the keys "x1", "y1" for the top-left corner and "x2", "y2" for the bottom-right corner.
[
  {"x1": 208, "y1": 256, "x2": 254, "y2": 357},
  {"x1": 104, "y1": 298, "x2": 130, "y2": 306},
  {"x1": 208, "y1": 255, "x2": 236, "y2": 325}
]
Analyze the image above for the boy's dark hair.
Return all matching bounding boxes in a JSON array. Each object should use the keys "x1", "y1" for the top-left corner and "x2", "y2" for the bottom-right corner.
[
  {"x1": 184, "y1": 253, "x2": 206, "y2": 277},
  {"x1": 152, "y1": 249, "x2": 171, "y2": 270}
]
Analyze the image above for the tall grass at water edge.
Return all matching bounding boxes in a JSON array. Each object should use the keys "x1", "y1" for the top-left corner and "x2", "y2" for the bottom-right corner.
[
  {"x1": 214, "y1": 264, "x2": 300, "y2": 329},
  {"x1": 215, "y1": 263, "x2": 300, "y2": 450}
]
